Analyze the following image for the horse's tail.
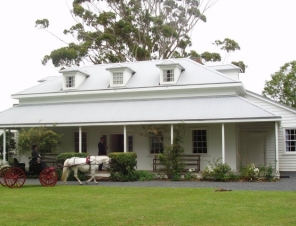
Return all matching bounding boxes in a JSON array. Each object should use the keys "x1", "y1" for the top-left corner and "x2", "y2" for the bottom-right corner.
[{"x1": 60, "y1": 159, "x2": 70, "y2": 182}]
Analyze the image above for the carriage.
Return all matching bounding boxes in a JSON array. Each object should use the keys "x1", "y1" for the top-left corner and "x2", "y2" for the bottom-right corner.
[
  {"x1": 0, "y1": 158, "x2": 58, "y2": 188},
  {"x1": 0, "y1": 155, "x2": 110, "y2": 188}
]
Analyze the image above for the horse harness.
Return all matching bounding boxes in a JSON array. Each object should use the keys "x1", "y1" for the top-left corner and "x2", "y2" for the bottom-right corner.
[{"x1": 70, "y1": 157, "x2": 104, "y2": 172}]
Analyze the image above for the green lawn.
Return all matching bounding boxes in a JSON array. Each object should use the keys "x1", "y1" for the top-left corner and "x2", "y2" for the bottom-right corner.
[{"x1": 0, "y1": 185, "x2": 295, "y2": 226}]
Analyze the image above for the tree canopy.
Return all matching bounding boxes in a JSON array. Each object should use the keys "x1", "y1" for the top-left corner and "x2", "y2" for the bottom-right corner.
[
  {"x1": 36, "y1": 0, "x2": 218, "y2": 67},
  {"x1": 17, "y1": 126, "x2": 63, "y2": 156},
  {"x1": 263, "y1": 61, "x2": 296, "y2": 109}
]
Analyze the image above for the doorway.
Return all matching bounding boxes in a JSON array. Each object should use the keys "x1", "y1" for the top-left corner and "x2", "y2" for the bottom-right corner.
[
  {"x1": 247, "y1": 133, "x2": 266, "y2": 166},
  {"x1": 109, "y1": 134, "x2": 124, "y2": 152}
]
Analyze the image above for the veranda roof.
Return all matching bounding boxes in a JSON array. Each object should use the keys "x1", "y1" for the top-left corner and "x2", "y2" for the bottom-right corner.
[{"x1": 0, "y1": 95, "x2": 280, "y2": 128}]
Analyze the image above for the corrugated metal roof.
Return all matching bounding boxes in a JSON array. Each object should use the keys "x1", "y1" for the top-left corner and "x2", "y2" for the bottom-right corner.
[
  {"x1": 209, "y1": 64, "x2": 241, "y2": 71},
  {"x1": 0, "y1": 96, "x2": 279, "y2": 127},
  {"x1": 15, "y1": 58, "x2": 238, "y2": 95}
]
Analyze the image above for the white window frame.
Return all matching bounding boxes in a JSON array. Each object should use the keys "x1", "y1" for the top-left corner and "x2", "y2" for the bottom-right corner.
[
  {"x1": 128, "y1": 135, "x2": 134, "y2": 152},
  {"x1": 149, "y1": 133, "x2": 164, "y2": 154},
  {"x1": 74, "y1": 131, "x2": 87, "y2": 153},
  {"x1": 113, "y1": 73, "x2": 123, "y2": 85},
  {"x1": 284, "y1": 128, "x2": 296, "y2": 153},
  {"x1": 191, "y1": 128, "x2": 208, "y2": 154},
  {"x1": 66, "y1": 76, "x2": 75, "y2": 88},
  {"x1": 163, "y1": 69, "x2": 174, "y2": 82}
]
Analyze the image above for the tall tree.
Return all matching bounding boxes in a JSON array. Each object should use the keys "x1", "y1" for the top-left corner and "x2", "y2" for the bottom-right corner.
[
  {"x1": 191, "y1": 38, "x2": 247, "y2": 72},
  {"x1": 263, "y1": 61, "x2": 296, "y2": 108},
  {"x1": 213, "y1": 38, "x2": 247, "y2": 72},
  {"x1": 36, "y1": 0, "x2": 218, "y2": 67}
]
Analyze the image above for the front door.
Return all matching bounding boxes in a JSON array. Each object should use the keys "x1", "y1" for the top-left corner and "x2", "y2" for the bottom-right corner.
[
  {"x1": 247, "y1": 133, "x2": 266, "y2": 166},
  {"x1": 109, "y1": 134, "x2": 124, "y2": 152}
]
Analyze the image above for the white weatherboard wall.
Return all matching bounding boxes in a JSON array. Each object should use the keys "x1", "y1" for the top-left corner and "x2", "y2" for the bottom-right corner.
[
  {"x1": 53, "y1": 123, "x2": 238, "y2": 171},
  {"x1": 244, "y1": 93, "x2": 296, "y2": 171},
  {"x1": 237, "y1": 122, "x2": 275, "y2": 169}
]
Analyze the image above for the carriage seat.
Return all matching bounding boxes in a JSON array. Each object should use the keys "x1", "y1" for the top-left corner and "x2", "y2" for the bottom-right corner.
[{"x1": 13, "y1": 158, "x2": 26, "y2": 172}]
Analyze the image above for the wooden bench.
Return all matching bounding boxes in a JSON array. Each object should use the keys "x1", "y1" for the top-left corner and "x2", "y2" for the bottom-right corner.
[
  {"x1": 42, "y1": 153, "x2": 60, "y2": 167},
  {"x1": 153, "y1": 154, "x2": 200, "y2": 172}
]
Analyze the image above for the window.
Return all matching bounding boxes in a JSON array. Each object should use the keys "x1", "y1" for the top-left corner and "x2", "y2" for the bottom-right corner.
[
  {"x1": 163, "y1": 69, "x2": 174, "y2": 82},
  {"x1": 113, "y1": 73, "x2": 123, "y2": 85},
  {"x1": 66, "y1": 76, "x2": 75, "y2": 88},
  {"x1": 150, "y1": 134, "x2": 163, "y2": 154},
  {"x1": 286, "y1": 129, "x2": 296, "y2": 152},
  {"x1": 192, "y1": 129, "x2": 207, "y2": 154},
  {"x1": 128, "y1": 135, "x2": 133, "y2": 152},
  {"x1": 74, "y1": 132, "x2": 87, "y2": 153}
]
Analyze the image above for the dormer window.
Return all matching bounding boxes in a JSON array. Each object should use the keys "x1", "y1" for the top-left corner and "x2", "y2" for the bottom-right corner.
[
  {"x1": 113, "y1": 73, "x2": 123, "y2": 85},
  {"x1": 66, "y1": 76, "x2": 75, "y2": 88},
  {"x1": 60, "y1": 68, "x2": 90, "y2": 90},
  {"x1": 156, "y1": 60, "x2": 185, "y2": 85},
  {"x1": 106, "y1": 64, "x2": 135, "y2": 88},
  {"x1": 163, "y1": 70, "x2": 174, "y2": 82}
]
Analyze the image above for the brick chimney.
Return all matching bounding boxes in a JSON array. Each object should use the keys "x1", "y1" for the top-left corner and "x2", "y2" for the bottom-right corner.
[{"x1": 190, "y1": 57, "x2": 203, "y2": 65}]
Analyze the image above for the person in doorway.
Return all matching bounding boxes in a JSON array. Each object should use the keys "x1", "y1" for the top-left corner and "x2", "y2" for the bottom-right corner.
[{"x1": 98, "y1": 137, "x2": 108, "y2": 171}]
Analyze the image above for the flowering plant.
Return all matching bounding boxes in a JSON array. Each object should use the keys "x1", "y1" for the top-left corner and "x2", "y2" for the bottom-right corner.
[
  {"x1": 202, "y1": 158, "x2": 232, "y2": 181},
  {"x1": 188, "y1": 168, "x2": 195, "y2": 172},
  {"x1": 240, "y1": 163, "x2": 259, "y2": 181}
]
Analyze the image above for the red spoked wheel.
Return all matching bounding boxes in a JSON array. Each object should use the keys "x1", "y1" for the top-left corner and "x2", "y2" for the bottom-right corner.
[
  {"x1": 39, "y1": 167, "x2": 58, "y2": 186},
  {"x1": 4, "y1": 167, "x2": 26, "y2": 188},
  {"x1": 0, "y1": 166, "x2": 10, "y2": 186}
]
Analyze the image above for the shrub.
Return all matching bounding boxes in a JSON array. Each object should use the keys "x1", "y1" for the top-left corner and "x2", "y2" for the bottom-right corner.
[
  {"x1": 157, "y1": 124, "x2": 185, "y2": 179},
  {"x1": 57, "y1": 152, "x2": 88, "y2": 164},
  {"x1": 135, "y1": 170, "x2": 155, "y2": 181},
  {"x1": 225, "y1": 172, "x2": 240, "y2": 181},
  {"x1": 265, "y1": 165, "x2": 274, "y2": 181},
  {"x1": 184, "y1": 171, "x2": 198, "y2": 181},
  {"x1": 108, "y1": 152, "x2": 137, "y2": 182},
  {"x1": 170, "y1": 173, "x2": 182, "y2": 181},
  {"x1": 240, "y1": 164, "x2": 259, "y2": 181},
  {"x1": 258, "y1": 164, "x2": 274, "y2": 181},
  {"x1": 202, "y1": 158, "x2": 232, "y2": 181},
  {"x1": 240, "y1": 164, "x2": 275, "y2": 181}
]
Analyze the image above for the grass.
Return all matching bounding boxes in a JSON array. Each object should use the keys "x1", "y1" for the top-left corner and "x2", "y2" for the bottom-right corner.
[{"x1": 0, "y1": 185, "x2": 296, "y2": 226}]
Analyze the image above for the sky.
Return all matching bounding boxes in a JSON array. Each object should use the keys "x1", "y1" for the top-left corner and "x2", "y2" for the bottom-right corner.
[{"x1": 1, "y1": 0, "x2": 296, "y2": 112}]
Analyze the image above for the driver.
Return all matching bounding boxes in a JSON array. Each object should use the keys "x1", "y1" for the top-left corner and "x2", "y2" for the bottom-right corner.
[{"x1": 31, "y1": 144, "x2": 47, "y2": 170}]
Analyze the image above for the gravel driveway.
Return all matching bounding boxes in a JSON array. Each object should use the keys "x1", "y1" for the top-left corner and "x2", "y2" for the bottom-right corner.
[{"x1": 24, "y1": 175, "x2": 296, "y2": 191}]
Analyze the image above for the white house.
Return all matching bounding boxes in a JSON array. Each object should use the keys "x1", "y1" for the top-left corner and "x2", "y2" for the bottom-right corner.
[{"x1": 1, "y1": 58, "x2": 296, "y2": 173}]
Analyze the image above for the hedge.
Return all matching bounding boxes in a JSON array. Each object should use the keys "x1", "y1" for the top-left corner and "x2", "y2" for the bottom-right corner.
[
  {"x1": 108, "y1": 152, "x2": 137, "y2": 182},
  {"x1": 57, "y1": 152, "x2": 88, "y2": 164}
]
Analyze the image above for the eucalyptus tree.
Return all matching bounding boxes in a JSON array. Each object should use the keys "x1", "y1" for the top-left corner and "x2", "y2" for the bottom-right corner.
[{"x1": 36, "y1": 0, "x2": 218, "y2": 67}]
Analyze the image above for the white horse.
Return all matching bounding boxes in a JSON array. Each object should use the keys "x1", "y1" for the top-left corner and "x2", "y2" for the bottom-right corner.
[{"x1": 60, "y1": 156, "x2": 110, "y2": 185}]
